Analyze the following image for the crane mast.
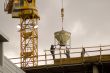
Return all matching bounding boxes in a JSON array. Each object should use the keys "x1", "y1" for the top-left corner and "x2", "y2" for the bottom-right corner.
[{"x1": 4, "y1": 0, "x2": 40, "y2": 68}]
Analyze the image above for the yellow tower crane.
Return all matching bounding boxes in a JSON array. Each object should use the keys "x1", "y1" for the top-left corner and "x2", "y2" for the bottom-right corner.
[{"x1": 4, "y1": 0, "x2": 40, "y2": 68}]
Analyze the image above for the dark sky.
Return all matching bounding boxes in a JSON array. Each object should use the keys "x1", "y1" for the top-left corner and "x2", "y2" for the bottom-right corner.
[{"x1": 0, "y1": 0, "x2": 110, "y2": 58}]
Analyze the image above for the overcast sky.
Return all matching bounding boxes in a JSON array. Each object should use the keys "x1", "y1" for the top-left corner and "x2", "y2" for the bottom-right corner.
[{"x1": 0, "y1": 0, "x2": 110, "y2": 58}]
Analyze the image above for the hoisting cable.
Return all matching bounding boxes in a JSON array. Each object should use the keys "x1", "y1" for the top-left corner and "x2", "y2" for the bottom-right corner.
[{"x1": 61, "y1": 0, "x2": 64, "y2": 30}]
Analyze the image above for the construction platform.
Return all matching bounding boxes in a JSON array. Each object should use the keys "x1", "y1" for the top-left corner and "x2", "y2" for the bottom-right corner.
[{"x1": 23, "y1": 54, "x2": 110, "y2": 73}]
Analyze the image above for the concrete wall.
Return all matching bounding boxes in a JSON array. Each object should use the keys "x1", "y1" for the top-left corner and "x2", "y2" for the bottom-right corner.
[
  {"x1": 0, "y1": 42, "x2": 3, "y2": 66},
  {"x1": 0, "y1": 34, "x2": 25, "y2": 73},
  {"x1": 3, "y1": 56, "x2": 25, "y2": 73},
  {"x1": 0, "y1": 66, "x2": 3, "y2": 73},
  {"x1": 0, "y1": 42, "x2": 3, "y2": 73}
]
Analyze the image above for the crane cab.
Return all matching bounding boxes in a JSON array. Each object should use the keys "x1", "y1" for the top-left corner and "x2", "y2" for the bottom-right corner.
[{"x1": 12, "y1": 0, "x2": 39, "y2": 19}]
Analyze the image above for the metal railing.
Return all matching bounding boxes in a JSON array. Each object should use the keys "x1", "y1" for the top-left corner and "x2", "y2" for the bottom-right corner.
[{"x1": 9, "y1": 44, "x2": 110, "y2": 67}]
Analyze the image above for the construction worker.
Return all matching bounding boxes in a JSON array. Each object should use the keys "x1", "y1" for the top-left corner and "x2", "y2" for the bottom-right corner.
[
  {"x1": 65, "y1": 48, "x2": 70, "y2": 58},
  {"x1": 50, "y1": 45, "x2": 55, "y2": 59},
  {"x1": 81, "y1": 47, "x2": 85, "y2": 63},
  {"x1": 81, "y1": 47, "x2": 85, "y2": 57}
]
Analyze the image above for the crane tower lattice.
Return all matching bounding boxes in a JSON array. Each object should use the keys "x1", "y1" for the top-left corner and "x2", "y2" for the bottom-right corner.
[{"x1": 4, "y1": 0, "x2": 40, "y2": 68}]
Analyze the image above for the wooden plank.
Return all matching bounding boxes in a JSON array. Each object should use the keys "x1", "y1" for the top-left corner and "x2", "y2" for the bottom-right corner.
[{"x1": 54, "y1": 55, "x2": 110, "y2": 65}]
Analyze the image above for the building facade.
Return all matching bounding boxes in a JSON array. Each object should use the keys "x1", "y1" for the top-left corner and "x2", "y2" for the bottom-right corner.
[{"x1": 0, "y1": 34, "x2": 25, "y2": 73}]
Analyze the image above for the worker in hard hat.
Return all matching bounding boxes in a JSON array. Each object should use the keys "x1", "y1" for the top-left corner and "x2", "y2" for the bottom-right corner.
[
  {"x1": 50, "y1": 45, "x2": 55, "y2": 59},
  {"x1": 81, "y1": 47, "x2": 85, "y2": 57},
  {"x1": 81, "y1": 47, "x2": 85, "y2": 63},
  {"x1": 65, "y1": 48, "x2": 70, "y2": 58}
]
